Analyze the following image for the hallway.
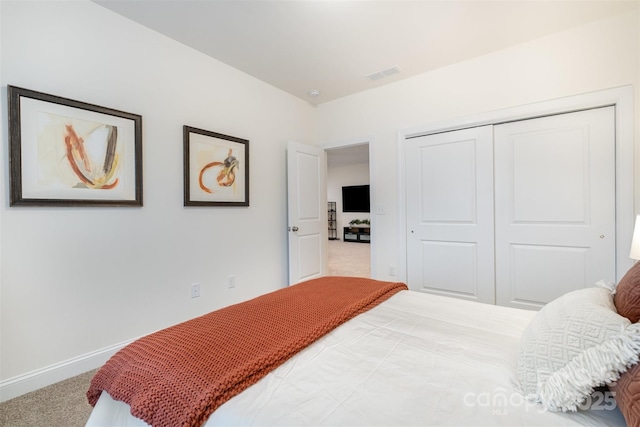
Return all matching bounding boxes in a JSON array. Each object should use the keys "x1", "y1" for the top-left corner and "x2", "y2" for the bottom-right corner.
[{"x1": 327, "y1": 239, "x2": 370, "y2": 278}]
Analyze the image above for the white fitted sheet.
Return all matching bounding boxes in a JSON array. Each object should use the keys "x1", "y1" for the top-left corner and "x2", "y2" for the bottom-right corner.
[{"x1": 86, "y1": 291, "x2": 627, "y2": 427}]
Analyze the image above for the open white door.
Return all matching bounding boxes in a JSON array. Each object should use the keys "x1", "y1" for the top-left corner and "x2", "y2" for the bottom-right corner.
[{"x1": 287, "y1": 141, "x2": 327, "y2": 285}]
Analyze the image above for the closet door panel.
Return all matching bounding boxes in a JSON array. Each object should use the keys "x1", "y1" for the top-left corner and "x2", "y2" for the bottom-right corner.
[
  {"x1": 494, "y1": 107, "x2": 616, "y2": 309},
  {"x1": 509, "y1": 244, "x2": 588, "y2": 303},
  {"x1": 417, "y1": 241, "x2": 479, "y2": 297},
  {"x1": 509, "y1": 127, "x2": 586, "y2": 223},
  {"x1": 406, "y1": 126, "x2": 495, "y2": 303}
]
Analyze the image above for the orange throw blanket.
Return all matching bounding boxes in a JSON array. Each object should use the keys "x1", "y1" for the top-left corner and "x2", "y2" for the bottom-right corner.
[{"x1": 87, "y1": 276, "x2": 407, "y2": 427}]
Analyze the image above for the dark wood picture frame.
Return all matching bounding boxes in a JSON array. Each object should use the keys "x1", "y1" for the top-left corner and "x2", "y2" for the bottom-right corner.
[
  {"x1": 183, "y1": 126, "x2": 249, "y2": 207},
  {"x1": 7, "y1": 85, "x2": 143, "y2": 207}
]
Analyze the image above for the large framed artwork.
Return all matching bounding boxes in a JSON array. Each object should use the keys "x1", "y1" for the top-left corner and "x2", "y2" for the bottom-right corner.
[
  {"x1": 7, "y1": 86, "x2": 143, "y2": 207},
  {"x1": 183, "y1": 125, "x2": 249, "y2": 207}
]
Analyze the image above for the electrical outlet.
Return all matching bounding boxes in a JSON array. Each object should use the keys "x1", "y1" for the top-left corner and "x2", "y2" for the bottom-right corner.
[
  {"x1": 191, "y1": 283, "x2": 200, "y2": 298},
  {"x1": 388, "y1": 265, "x2": 397, "y2": 276},
  {"x1": 227, "y1": 275, "x2": 236, "y2": 289}
]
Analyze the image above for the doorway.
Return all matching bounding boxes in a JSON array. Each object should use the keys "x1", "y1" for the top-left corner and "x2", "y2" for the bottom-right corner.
[{"x1": 326, "y1": 144, "x2": 371, "y2": 278}]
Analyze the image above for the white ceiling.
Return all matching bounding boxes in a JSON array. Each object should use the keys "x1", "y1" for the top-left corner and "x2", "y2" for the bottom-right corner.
[
  {"x1": 327, "y1": 144, "x2": 369, "y2": 167},
  {"x1": 94, "y1": 0, "x2": 636, "y2": 106}
]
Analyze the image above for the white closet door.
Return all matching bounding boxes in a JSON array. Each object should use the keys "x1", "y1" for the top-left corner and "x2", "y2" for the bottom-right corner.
[
  {"x1": 406, "y1": 126, "x2": 495, "y2": 303},
  {"x1": 494, "y1": 107, "x2": 616, "y2": 309}
]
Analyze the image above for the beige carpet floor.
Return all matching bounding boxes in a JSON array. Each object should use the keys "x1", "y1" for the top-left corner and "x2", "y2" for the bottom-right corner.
[
  {"x1": 328, "y1": 239, "x2": 370, "y2": 277},
  {"x1": 0, "y1": 240, "x2": 369, "y2": 426},
  {"x1": 0, "y1": 369, "x2": 97, "y2": 427}
]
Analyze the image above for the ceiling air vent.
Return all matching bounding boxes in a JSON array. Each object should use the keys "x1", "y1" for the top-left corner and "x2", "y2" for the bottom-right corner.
[{"x1": 365, "y1": 65, "x2": 401, "y2": 81}]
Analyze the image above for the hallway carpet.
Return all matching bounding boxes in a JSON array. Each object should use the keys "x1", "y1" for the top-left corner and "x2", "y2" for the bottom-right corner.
[{"x1": 328, "y1": 239, "x2": 370, "y2": 278}]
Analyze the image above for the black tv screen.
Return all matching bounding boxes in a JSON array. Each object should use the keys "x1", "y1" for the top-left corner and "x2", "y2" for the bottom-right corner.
[{"x1": 342, "y1": 185, "x2": 370, "y2": 212}]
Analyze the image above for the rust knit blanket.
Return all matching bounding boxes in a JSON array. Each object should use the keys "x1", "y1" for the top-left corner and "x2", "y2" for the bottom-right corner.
[{"x1": 86, "y1": 276, "x2": 407, "y2": 427}]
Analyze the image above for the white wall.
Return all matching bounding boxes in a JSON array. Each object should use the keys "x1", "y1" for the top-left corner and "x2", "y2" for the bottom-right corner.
[
  {"x1": 317, "y1": 8, "x2": 640, "y2": 284},
  {"x1": 327, "y1": 162, "x2": 370, "y2": 233},
  {"x1": 0, "y1": 0, "x2": 315, "y2": 396}
]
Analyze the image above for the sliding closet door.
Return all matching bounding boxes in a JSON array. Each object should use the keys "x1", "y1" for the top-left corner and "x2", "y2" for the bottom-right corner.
[
  {"x1": 406, "y1": 126, "x2": 495, "y2": 303},
  {"x1": 494, "y1": 107, "x2": 616, "y2": 309}
]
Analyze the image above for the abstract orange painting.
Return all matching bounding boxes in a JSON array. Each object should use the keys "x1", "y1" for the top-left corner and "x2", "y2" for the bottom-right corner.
[
  {"x1": 8, "y1": 86, "x2": 142, "y2": 206},
  {"x1": 183, "y1": 125, "x2": 249, "y2": 207}
]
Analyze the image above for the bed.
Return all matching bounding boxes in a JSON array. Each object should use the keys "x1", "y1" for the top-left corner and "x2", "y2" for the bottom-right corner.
[{"x1": 85, "y1": 275, "x2": 640, "y2": 427}]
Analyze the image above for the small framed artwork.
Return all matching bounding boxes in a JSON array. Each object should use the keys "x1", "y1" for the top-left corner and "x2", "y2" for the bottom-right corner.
[
  {"x1": 7, "y1": 86, "x2": 143, "y2": 207},
  {"x1": 183, "y1": 126, "x2": 249, "y2": 207}
]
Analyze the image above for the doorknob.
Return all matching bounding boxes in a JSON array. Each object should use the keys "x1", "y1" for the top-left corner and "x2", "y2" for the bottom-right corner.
[{"x1": 291, "y1": 226, "x2": 299, "y2": 232}]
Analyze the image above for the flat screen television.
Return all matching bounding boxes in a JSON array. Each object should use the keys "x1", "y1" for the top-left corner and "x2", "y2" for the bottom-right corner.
[{"x1": 342, "y1": 185, "x2": 370, "y2": 212}]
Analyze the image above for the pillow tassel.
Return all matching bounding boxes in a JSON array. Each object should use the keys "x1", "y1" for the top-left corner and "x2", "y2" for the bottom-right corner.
[
  {"x1": 538, "y1": 324, "x2": 640, "y2": 412},
  {"x1": 595, "y1": 280, "x2": 617, "y2": 294}
]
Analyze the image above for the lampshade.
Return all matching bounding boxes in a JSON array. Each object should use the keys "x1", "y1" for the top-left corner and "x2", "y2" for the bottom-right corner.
[{"x1": 630, "y1": 215, "x2": 640, "y2": 260}]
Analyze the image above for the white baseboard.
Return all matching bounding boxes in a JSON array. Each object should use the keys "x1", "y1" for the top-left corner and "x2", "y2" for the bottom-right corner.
[{"x1": 0, "y1": 339, "x2": 134, "y2": 403}]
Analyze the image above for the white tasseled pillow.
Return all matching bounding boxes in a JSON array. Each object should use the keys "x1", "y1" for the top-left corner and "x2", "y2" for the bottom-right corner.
[{"x1": 517, "y1": 284, "x2": 640, "y2": 412}]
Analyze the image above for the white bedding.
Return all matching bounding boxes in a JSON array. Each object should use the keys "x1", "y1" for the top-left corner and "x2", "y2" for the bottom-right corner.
[{"x1": 86, "y1": 291, "x2": 627, "y2": 426}]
